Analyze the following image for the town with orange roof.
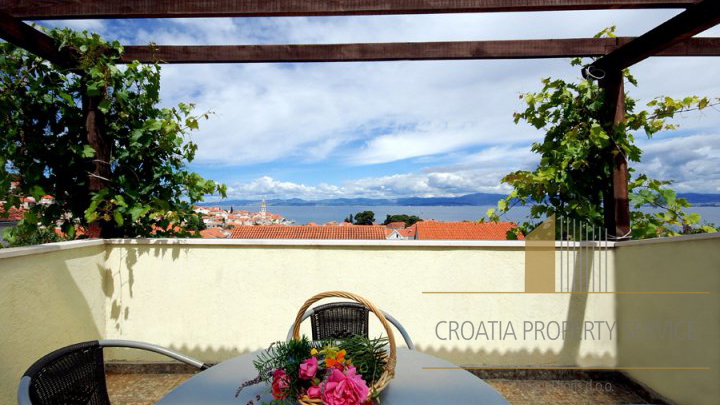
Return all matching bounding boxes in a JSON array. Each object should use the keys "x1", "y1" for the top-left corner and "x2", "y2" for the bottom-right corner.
[
  {"x1": 3, "y1": 182, "x2": 522, "y2": 242},
  {"x1": 219, "y1": 220, "x2": 522, "y2": 241},
  {"x1": 2, "y1": 191, "x2": 523, "y2": 242},
  {"x1": 193, "y1": 199, "x2": 523, "y2": 241}
]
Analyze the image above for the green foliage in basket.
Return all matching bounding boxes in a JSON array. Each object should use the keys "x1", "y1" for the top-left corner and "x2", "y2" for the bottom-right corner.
[
  {"x1": 253, "y1": 337, "x2": 324, "y2": 400},
  {"x1": 338, "y1": 335, "x2": 388, "y2": 384},
  {"x1": 244, "y1": 335, "x2": 389, "y2": 404}
]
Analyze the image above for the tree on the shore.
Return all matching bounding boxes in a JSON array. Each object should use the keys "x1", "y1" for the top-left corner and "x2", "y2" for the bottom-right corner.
[
  {"x1": 383, "y1": 214, "x2": 422, "y2": 227},
  {"x1": 0, "y1": 28, "x2": 225, "y2": 244},
  {"x1": 486, "y1": 27, "x2": 718, "y2": 239},
  {"x1": 352, "y1": 211, "x2": 375, "y2": 225}
]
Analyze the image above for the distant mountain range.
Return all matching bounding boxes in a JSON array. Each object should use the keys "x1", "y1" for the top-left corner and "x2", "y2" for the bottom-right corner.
[
  {"x1": 674, "y1": 193, "x2": 720, "y2": 206},
  {"x1": 198, "y1": 192, "x2": 720, "y2": 207}
]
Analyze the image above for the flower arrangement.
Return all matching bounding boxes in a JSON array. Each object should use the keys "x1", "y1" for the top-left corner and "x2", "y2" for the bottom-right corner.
[
  {"x1": 237, "y1": 292, "x2": 398, "y2": 405},
  {"x1": 238, "y1": 335, "x2": 388, "y2": 405}
]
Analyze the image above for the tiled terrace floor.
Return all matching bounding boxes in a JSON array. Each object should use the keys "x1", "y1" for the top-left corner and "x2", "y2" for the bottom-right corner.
[{"x1": 106, "y1": 372, "x2": 658, "y2": 405}]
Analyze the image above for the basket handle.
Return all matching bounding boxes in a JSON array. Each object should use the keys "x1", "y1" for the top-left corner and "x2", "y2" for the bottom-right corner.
[{"x1": 291, "y1": 291, "x2": 396, "y2": 376}]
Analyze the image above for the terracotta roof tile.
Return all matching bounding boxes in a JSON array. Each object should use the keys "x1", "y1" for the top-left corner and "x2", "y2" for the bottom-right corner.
[
  {"x1": 231, "y1": 225, "x2": 386, "y2": 240},
  {"x1": 200, "y1": 228, "x2": 227, "y2": 238},
  {"x1": 398, "y1": 228, "x2": 416, "y2": 238},
  {"x1": 150, "y1": 224, "x2": 184, "y2": 234},
  {"x1": 0, "y1": 206, "x2": 25, "y2": 222},
  {"x1": 415, "y1": 221, "x2": 524, "y2": 240},
  {"x1": 54, "y1": 225, "x2": 90, "y2": 239},
  {"x1": 386, "y1": 221, "x2": 406, "y2": 229}
]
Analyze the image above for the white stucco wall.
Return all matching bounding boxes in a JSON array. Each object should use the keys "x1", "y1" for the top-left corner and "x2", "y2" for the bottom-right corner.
[
  {"x1": 98, "y1": 239, "x2": 617, "y2": 369},
  {"x1": 0, "y1": 241, "x2": 107, "y2": 405},
  {"x1": 614, "y1": 234, "x2": 720, "y2": 405}
]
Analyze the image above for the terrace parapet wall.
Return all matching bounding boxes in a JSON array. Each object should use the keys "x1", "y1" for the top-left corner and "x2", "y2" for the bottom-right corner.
[{"x1": 1, "y1": 234, "x2": 718, "y2": 405}]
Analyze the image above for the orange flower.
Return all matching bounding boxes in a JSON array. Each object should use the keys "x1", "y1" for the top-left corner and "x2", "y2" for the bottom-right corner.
[
  {"x1": 325, "y1": 358, "x2": 344, "y2": 370},
  {"x1": 336, "y1": 350, "x2": 347, "y2": 362}
]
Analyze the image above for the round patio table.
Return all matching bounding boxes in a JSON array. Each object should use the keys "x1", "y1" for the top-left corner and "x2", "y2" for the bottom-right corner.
[{"x1": 155, "y1": 348, "x2": 510, "y2": 405}]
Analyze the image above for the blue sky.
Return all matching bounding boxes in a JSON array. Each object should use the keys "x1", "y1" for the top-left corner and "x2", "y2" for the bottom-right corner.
[{"x1": 39, "y1": 10, "x2": 720, "y2": 200}]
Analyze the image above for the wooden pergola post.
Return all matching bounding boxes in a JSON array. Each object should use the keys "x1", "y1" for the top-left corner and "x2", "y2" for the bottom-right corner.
[
  {"x1": 0, "y1": 10, "x2": 112, "y2": 237},
  {"x1": 599, "y1": 71, "x2": 631, "y2": 239},
  {"x1": 82, "y1": 88, "x2": 112, "y2": 238}
]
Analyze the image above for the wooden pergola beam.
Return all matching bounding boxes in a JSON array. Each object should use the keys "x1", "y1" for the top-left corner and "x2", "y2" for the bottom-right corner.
[
  {"x1": 0, "y1": 10, "x2": 77, "y2": 69},
  {"x1": 119, "y1": 37, "x2": 720, "y2": 64},
  {"x1": 2, "y1": 0, "x2": 697, "y2": 20},
  {"x1": 591, "y1": 0, "x2": 720, "y2": 72}
]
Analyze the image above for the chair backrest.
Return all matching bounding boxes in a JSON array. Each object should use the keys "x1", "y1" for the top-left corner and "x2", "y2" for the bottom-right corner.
[
  {"x1": 20, "y1": 341, "x2": 111, "y2": 405},
  {"x1": 288, "y1": 304, "x2": 416, "y2": 349},
  {"x1": 310, "y1": 302, "x2": 369, "y2": 340}
]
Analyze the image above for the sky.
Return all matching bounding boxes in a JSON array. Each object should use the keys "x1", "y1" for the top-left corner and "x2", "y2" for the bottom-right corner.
[{"x1": 38, "y1": 10, "x2": 720, "y2": 201}]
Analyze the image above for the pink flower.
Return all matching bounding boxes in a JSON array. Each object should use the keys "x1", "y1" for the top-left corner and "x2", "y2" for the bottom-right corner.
[
  {"x1": 307, "y1": 385, "x2": 322, "y2": 398},
  {"x1": 271, "y1": 369, "x2": 290, "y2": 400},
  {"x1": 299, "y1": 356, "x2": 319, "y2": 380},
  {"x1": 321, "y1": 367, "x2": 370, "y2": 405}
]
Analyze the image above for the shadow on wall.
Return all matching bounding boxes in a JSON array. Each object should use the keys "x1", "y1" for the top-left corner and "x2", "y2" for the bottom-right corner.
[
  {"x1": 0, "y1": 245, "x2": 106, "y2": 405},
  {"x1": 421, "y1": 250, "x2": 604, "y2": 366},
  {"x1": 105, "y1": 241, "x2": 192, "y2": 333},
  {"x1": 105, "y1": 246, "x2": 607, "y2": 367},
  {"x1": 167, "y1": 343, "x2": 250, "y2": 361},
  {"x1": 560, "y1": 252, "x2": 591, "y2": 363},
  {"x1": 105, "y1": 344, "x2": 616, "y2": 379},
  {"x1": 614, "y1": 237, "x2": 720, "y2": 405},
  {"x1": 418, "y1": 345, "x2": 615, "y2": 368},
  {"x1": 102, "y1": 242, "x2": 610, "y2": 366},
  {"x1": 103, "y1": 343, "x2": 253, "y2": 365}
]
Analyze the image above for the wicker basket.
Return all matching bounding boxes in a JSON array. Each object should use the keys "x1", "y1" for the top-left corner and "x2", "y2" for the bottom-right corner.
[{"x1": 291, "y1": 291, "x2": 397, "y2": 405}]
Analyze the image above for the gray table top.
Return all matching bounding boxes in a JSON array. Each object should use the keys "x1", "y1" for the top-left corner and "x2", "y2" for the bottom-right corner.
[{"x1": 156, "y1": 348, "x2": 510, "y2": 405}]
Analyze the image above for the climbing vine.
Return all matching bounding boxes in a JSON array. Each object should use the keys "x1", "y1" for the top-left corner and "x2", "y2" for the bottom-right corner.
[
  {"x1": 485, "y1": 28, "x2": 718, "y2": 239},
  {"x1": 0, "y1": 28, "x2": 226, "y2": 243}
]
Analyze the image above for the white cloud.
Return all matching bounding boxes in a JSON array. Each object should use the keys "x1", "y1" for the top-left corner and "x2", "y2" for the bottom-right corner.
[
  {"x1": 459, "y1": 145, "x2": 537, "y2": 168},
  {"x1": 39, "y1": 19, "x2": 107, "y2": 33},
  {"x1": 349, "y1": 124, "x2": 484, "y2": 165},
  {"x1": 159, "y1": 58, "x2": 573, "y2": 166},
  {"x1": 148, "y1": 12, "x2": 720, "y2": 174},
  {"x1": 38, "y1": 11, "x2": 720, "y2": 195},
  {"x1": 226, "y1": 176, "x2": 342, "y2": 199},
  {"x1": 226, "y1": 167, "x2": 515, "y2": 200},
  {"x1": 635, "y1": 134, "x2": 720, "y2": 193},
  {"x1": 222, "y1": 131, "x2": 720, "y2": 200}
]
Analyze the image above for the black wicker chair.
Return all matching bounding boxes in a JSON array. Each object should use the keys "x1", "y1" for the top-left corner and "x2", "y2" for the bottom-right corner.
[
  {"x1": 310, "y1": 302, "x2": 370, "y2": 340},
  {"x1": 17, "y1": 340, "x2": 209, "y2": 405},
  {"x1": 289, "y1": 302, "x2": 415, "y2": 349}
]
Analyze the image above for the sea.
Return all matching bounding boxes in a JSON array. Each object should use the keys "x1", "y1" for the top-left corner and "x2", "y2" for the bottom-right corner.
[{"x1": 213, "y1": 205, "x2": 720, "y2": 227}]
